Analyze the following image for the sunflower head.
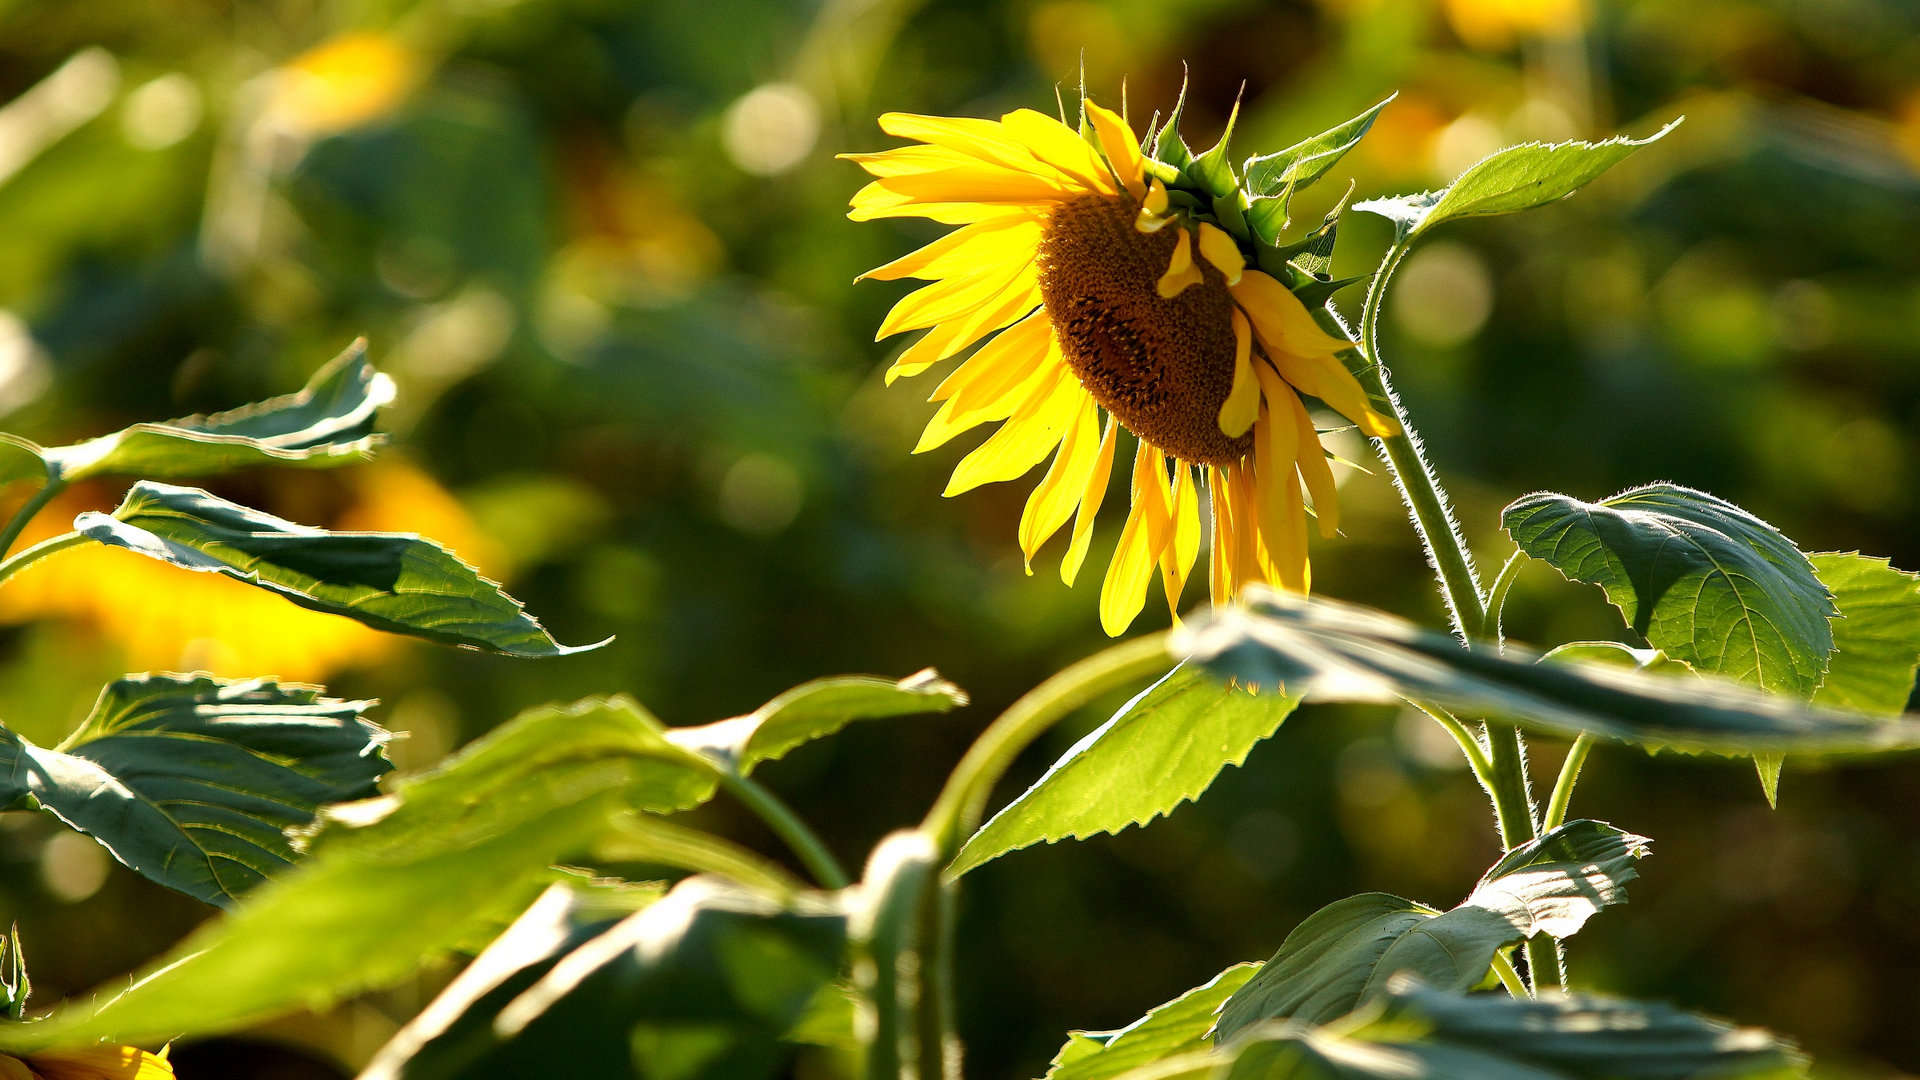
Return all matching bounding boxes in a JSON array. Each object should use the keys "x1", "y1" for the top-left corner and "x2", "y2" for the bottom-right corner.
[{"x1": 845, "y1": 82, "x2": 1400, "y2": 635}]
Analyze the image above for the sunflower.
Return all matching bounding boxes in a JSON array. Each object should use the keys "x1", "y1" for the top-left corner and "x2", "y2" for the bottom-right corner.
[
  {"x1": 0, "y1": 1045, "x2": 173, "y2": 1080},
  {"x1": 845, "y1": 93, "x2": 1399, "y2": 634}
]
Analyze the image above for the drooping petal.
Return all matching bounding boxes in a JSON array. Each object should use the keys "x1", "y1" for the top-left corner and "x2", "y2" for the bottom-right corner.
[
  {"x1": 1098, "y1": 441, "x2": 1171, "y2": 635},
  {"x1": 1289, "y1": 391, "x2": 1341, "y2": 538},
  {"x1": 27, "y1": 1045, "x2": 176, "y2": 1080},
  {"x1": 915, "y1": 337, "x2": 1056, "y2": 452},
  {"x1": 1019, "y1": 395, "x2": 1101, "y2": 569},
  {"x1": 1207, "y1": 465, "x2": 1235, "y2": 607},
  {"x1": 1217, "y1": 308, "x2": 1260, "y2": 438},
  {"x1": 998, "y1": 109, "x2": 1117, "y2": 194},
  {"x1": 1159, "y1": 463, "x2": 1201, "y2": 620},
  {"x1": 857, "y1": 215, "x2": 1043, "y2": 282},
  {"x1": 1253, "y1": 400, "x2": 1309, "y2": 592},
  {"x1": 864, "y1": 166, "x2": 1074, "y2": 209},
  {"x1": 1085, "y1": 101, "x2": 1147, "y2": 200},
  {"x1": 840, "y1": 144, "x2": 983, "y2": 178},
  {"x1": 1062, "y1": 415, "x2": 1119, "y2": 587},
  {"x1": 1230, "y1": 270, "x2": 1352, "y2": 354},
  {"x1": 943, "y1": 364, "x2": 1078, "y2": 495},
  {"x1": 1156, "y1": 229, "x2": 1203, "y2": 298},
  {"x1": 1195, "y1": 222, "x2": 1246, "y2": 285}
]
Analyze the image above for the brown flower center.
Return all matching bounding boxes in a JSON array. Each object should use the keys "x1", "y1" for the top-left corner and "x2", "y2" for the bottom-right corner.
[{"x1": 1038, "y1": 194, "x2": 1250, "y2": 466}]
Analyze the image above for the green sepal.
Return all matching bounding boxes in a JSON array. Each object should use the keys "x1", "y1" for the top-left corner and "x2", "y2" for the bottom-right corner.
[
  {"x1": 1291, "y1": 273, "x2": 1371, "y2": 308},
  {"x1": 1246, "y1": 194, "x2": 1290, "y2": 246},
  {"x1": 1152, "y1": 75, "x2": 1194, "y2": 170},
  {"x1": 1185, "y1": 98, "x2": 1241, "y2": 199},
  {"x1": 1243, "y1": 94, "x2": 1396, "y2": 198}
]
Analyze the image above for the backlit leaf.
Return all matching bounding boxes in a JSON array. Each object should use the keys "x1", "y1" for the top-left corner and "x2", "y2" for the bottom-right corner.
[
  {"x1": 666, "y1": 670, "x2": 967, "y2": 774},
  {"x1": 1810, "y1": 552, "x2": 1920, "y2": 714},
  {"x1": 1047, "y1": 963, "x2": 1261, "y2": 1080},
  {"x1": 1243, "y1": 96, "x2": 1394, "y2": 197}
]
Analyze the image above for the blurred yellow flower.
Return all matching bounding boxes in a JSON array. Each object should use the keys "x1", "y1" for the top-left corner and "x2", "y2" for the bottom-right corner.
[
  {"x1": 846, "y1": 103, "x2": 1397, "y2": 635},
  {"x1": 1444, "y1": 0, "x2": 1586, "y2": 50},
  {"x1": 0, "y1": 460, "x2": 500, "y2": 681},
  {"x1": 267, "y1": 31, "x2": 421, "y2": 137},
  {"x1": 0, "y1": 1044, "x2": 171, "y2": 1080}
]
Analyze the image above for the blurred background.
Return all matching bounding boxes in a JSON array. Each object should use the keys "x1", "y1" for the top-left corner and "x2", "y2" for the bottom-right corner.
[{"x1": 0, "y1": 0, "x2": 1918, "y2": 1076}]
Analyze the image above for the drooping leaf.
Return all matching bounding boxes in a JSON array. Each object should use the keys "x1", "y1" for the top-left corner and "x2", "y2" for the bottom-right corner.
[
  {"x1": 368, "y1": 875, "x2": 847, "y2": 1080},
  {"x1": 1810, "y1": 552, "x2": 1920, "y2": 714},
  {"x1": 950, "y1": 664, "x2": 1296, "y2": 877},
  {"x1": 0, "y1": 674, "x2": 389, "y2": 906},
  {"x1": 39, "y1": 340, "x2": 395, "y2": 481},
  {"x1": 76, "y1": 481, "x2": 601, "y2": 657},
  {"x1": 1182, "y1": 590, "x2": 1920, "y2": 757},
  {"x1": 1243, "y1": 96, "x2": 1394, "y2": 197},
  {"x1": 1047, "y1": 963, "x2": 1261, "y2": 1080},
  {"x1": 1503, "y1": 485, "x2": 1836, "y2": 697},
  {"x1": 1353, "y1": 121, "x2": 1679, "y2": 239},
  {"x1": 666, "y1": 670, "x2": 967, "y2": 774},
  {"x1": 1216, "y1": 821, "x2": 1646, "y2": 1038},
  {"x1": 0, "y1": 697, "x2": 691, "y2": 1052}
]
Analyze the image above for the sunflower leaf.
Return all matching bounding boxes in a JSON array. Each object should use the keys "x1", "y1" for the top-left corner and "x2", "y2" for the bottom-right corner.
[
  {"x1": 0, "y1": 674, "x2": 390, "y2": 907},
  {"x1": 76, "y1": 481, "x2": 602, "y2": 657},
  {"x1": 949, "y1": 663, "x2": 1297, "y2": 877},
  {"x1": 1045, "y1": 963, "x2": 1260, "y2": 1080},
  {"x1": 41, "y1": 340, "x2": 394, "y2": 482},
  {"x1": 1180, "y1": 590, "x2": 1920, "y2": 757},
  {"x1": 1810, "y1": 552, "x2": 1920, "y2": 714},
  {"x1": 0, "y1": 696, "x2": 694, "y2": 1053},
  {"x1": 1215, "y1": 820, "x2": 1646, "y2": 1038},
  {"x1": 1243, "y1": 94, "x2": 1394, "y2": 197},
  {"x1": 665, "y1": 670, "x2": 967, "y2": 774},
  {"x1": 1503, "y1": 485, "x2": 1836, "y2": 698}
]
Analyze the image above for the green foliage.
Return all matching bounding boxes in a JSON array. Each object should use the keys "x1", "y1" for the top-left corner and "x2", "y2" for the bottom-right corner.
[
  {"x1": 1185, "y1": 590, "x2": 1920, "y2": 756},
  {"x1": 1243, "y1": 97, "x2": 1394, "y2": 198},
  {"x1": 1503, "y1": 485, "x2": 1836, "y2": 697},
  {"x1": 0, "y1": 674, "x2": 390, "y2": 906},
  {"x1": 1809, "y1": 552, "x2": 1920, "y2": 714},
  {"x1": 667, "y1": 670, "x2": 966, "y2": 774},
  {"x1": 1354, "y1": 121, "x2": 1679, "y2": 240},
  {"x1": 1215, "y1": 821, "x2": 1646, "y2": 1037},
  {"x1": 1046, "y1": 964, "x2": 1260, "y2": 1080},
  {"x1": 950, "y1": 665, "x2": 1298, "y2": 877},
  {"x1": 77, "y1": 481, "x2": 599, "y2": 657},
  {"x1": 26, "y1": 340, "x2": 392, "y2": 483},
  {"x1": 853, "y1": 830, "x2": 943, "y2": 1080}
]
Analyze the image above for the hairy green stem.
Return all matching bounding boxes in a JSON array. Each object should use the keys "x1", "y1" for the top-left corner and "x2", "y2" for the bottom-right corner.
[
  {"x1": 1543, "y1": 734, "x2": 1595, "y2": 833},
  {"x1": 1412, "y1": 700, "x2": 1496, "y2": 794},
  {"x1": 922, "y1": 632, "x2": 1173, "y2": 860},
  {"x1": 1490, "y1": 949, "x2": 1531, "y2": 999},
  {"x1": 0, "y1": 478, "x2": 64, "y2": 561},
  {"x1": 1483, "y1": 550, "x2": 1524, "y2": 648},
  {"x1": 714, "y1": 770, "x2": 850, "y2": 890},
  {"x1": 0, "y1": 531, "x2": 85, "y2": 588}
]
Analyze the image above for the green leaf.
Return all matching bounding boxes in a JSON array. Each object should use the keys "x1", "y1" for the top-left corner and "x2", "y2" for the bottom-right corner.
[
  {"x1": 365, "y1": 875, "x2": 847, "y2": 1080},
  {"x1": 1503, "y1": 485, "x2": 1836, "y2": 697},
  {"x1": 0, "y1": 674, "x2": 390, "y2": 906},
  {"x1": 1184, "y1": 590, "x2": 1920, "y2": 757},
  {"x1": 1047, "y1": 963, "x2": 1261, "y2": 1080},
  {"x1": 1216, "y1": 821, "x2": 1646, "y2": 1037},
  {"x1": 77, "y1": 481, "x2": 601, "y2": 657},
  {"x1": 1243, "y1": 96, "x2": 1394, "y2": 197},
  {"x1": 1349, "y1": 980, "x2": 1807, "y2": 1080},
  {"x1": 1810, "y1": 552, "x2": 1920, "y2": 714},
  {"x1": 0, "y1": 436, "x2": 48, "y2": 490},
  {"x1": 593, "y1": 814, "x2": 809, "y2": 899},
  {"x1": 1186, "y1": 99, "x2": 1242, "y2": 199},
  {"x1": 41, "y1": 339, "x2": 394, "y2": 481},
  {"x1": 666, "y1": 670, "x2": 967, "y2": 774},
  {"x1": 0, "y1": 696, "x2": 690, "y2": 1052},
  {"x1": 1353, "y1": 120, "x2": 1679, "y2": 239},
  {"x1": 949, "y1": 664, "x2": 1297, "y2": 877}
]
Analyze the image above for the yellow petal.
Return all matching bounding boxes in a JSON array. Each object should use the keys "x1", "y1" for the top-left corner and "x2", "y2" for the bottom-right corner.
[
  {"x1": 28, "y1": 1044, "x2": 176, "y2": 1080},
  {"x1": 915, "y1": 335, "x2": 1056, "y2": 452},
  {"x1": 886, "y1": 275, "x2": 1040, "y2": 383},
  {"x1": 877, "y1": 112, "x2": 1050, "y2": 175},
  {"x1": 857, "y1": 215, "x2": 1042, "y2": 282},
  {"x1": 998, "y1": 109, "x2": 1117, "y2": 194},
  {"x1": 1230, "y1": 270, "x2": 1352, "y2": 354},
  {"x1": 876, "y1": 255, "x2": 1032, "y2": 339},
  {"x1": 847, "y1": 181, "x2": 1039, "y2": 224},
  {"x1": 1142, "y1": 177, "x2": 1168, "y2": 217},
  {"x1": 1207, "y1": 465, "x2": 1234, "y2": 607},
  {"x1": 1019, "y1": 396, "x2": 1101, "y2": 569},
  {"x1": 1098, "y1": 443, "x2": 1171, "y2": 636},
  {"x1": 1196, "y1": 222, "x2": 1245, "y2": 285},
  {"x1": 943, "y1": 365, "x2": 1079, "y2": 495},
  {"x1": 1218, "y1": 309, "x2": 1260, "y2": 438},
  {"x1": 1062, "y1": 415, "x2": 1119, "y2": 587},
  {"x1": 1253, "y1": 402, "x2": 1308, "y2": 592},
  {"x1": 840, "y1": 144, "x2": 982, "y2": 178},
  {"x1": 1159, "y1": 464, "x2": 1201, "y2": 620},
  {"x1": 929, "y1": 310, "x2": 1053, "y2": 403},
  {"x1": 1084, "y1": 101, "x2": 1147, "y2": 200},
  {"x1": 1156, "y1": 230, "x2": 1203, "y2": 299},
  {"x1": 848, "y1": 167, "x2": 1071, "y2": 221},
  {"x1": 1289, "y1": 391, "x2": 1341, "y2": 538}
]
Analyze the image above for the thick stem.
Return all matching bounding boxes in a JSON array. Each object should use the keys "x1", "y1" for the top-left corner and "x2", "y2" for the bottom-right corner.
[
  {"x1": 0, "y1": 478, "x2": 64, "y2": 561},
  {"x1": 714, "y1": 770, "x2": 850, "y2": 890},
  {"x1": 922, "y1": 633, "x2": 1172, "y2": 860}
]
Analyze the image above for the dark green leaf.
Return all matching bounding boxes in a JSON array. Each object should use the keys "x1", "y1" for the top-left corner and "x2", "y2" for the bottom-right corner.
[
  {"x1": 77, "y1": 481, "x2": 601, "y2": 657},
  {"x1": 666, "y1": 670, "x2": 966, "y2": 774},
  {"x1": 42, "y1": 340, "x2": 394, "y2": 481},
  {"x1": 1217, "y1": 821, "x2": 1645, "y2": 1037},
  {"x1": 1503, "y1": 485, "x2": 1836, "y2": 697},
  {"x1": 1243, "y1": 96, "x2": 1394, "y2": 196},
  {"x1": 0, "y1": 697, "x2": 687, "y2": 1052},
  {"x1": 950, "y1": 664, "x2": 1297, "y2": 877},
  {"x1": 367, "y1": 875, "x2": 846, "y2": 1080},
  {"x1": 1810, "y1": 552, "x2": 1920, "y2": 714},
  {"x1": 1183, "y1": 590, "x2": 1920, "y2": 756},
  {"x1": 1047, "y1": 963, "x2": 1260, "y2": 1080},
  {"x1": 0, "y1": 674, "x2": 389, "y2": 906},
  {"x1": 1354, "y1": 121, "x2": 1679, "y2": 239}
]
